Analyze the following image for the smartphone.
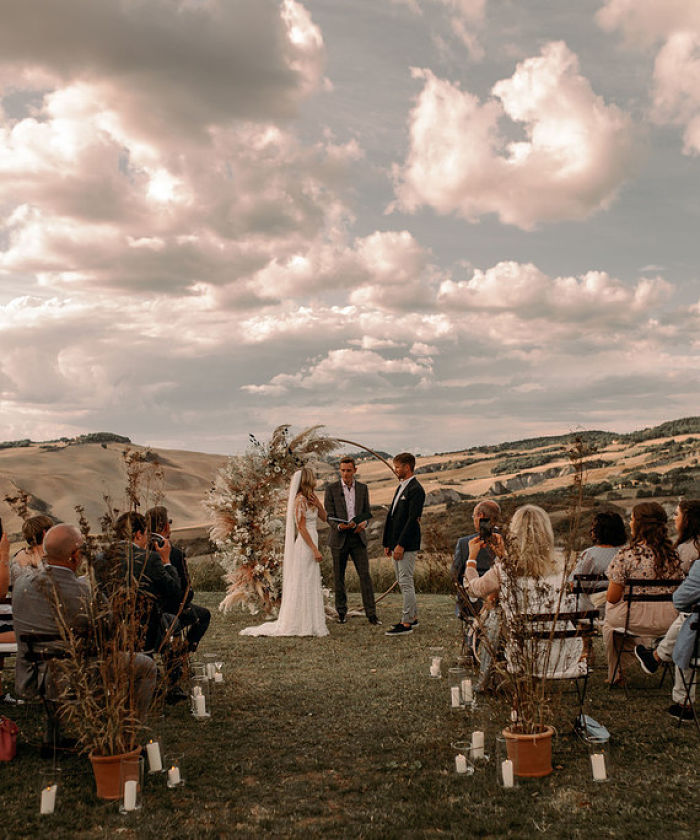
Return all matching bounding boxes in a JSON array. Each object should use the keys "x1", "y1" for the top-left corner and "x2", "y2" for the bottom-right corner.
[
  {"x1": 478, "y1": 517, "x2": 492, "y2": 540},
  {"x1": 149, "y1": 532, "x2": 165, "y2": 549}
]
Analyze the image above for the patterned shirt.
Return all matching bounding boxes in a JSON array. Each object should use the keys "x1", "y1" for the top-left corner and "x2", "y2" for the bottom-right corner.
[{"x1": 607, "y1": 543, "x2": 682, "y2": 595}]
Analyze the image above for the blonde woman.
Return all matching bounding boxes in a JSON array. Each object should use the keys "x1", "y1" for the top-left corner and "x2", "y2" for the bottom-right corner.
[
  {"x1": 241, "y1": 467, "x2": 329, "y2": 637},
  {"x1": 464, "y1": 504, "x2": 583, "y2": 680}
]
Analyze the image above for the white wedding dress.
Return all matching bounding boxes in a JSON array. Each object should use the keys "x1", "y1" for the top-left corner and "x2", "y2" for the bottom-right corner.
[{"x1": 240, "y1": 476, "x2": 329, "y2": 638}]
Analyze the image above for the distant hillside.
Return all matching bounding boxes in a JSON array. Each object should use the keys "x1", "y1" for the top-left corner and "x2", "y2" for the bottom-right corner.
[{"x1": 1, "y1": 419, "x2": 698, "y2": 551}]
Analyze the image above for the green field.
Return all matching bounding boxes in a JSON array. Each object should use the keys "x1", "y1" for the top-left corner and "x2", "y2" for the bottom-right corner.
[{"x1": 2, "y1": 593, "x2": 697, "y2": 839}]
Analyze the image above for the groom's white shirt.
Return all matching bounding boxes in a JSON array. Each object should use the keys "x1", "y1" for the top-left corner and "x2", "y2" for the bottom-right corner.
[{"x1": 391, "y1": 476, "x2": 414, "y2": 514}]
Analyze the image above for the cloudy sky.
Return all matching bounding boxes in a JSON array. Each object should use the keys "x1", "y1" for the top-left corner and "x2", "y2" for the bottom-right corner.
[{"x1": 0, "y1": 0, "x2": 699, "y2": 455}]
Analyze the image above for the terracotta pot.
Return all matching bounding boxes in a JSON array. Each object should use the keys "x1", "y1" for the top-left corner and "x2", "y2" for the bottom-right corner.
[
  {"x1": 502, "y1": 725, "x2": 555, "y2": 778},
  {"x1": 89, "y1": 746, "x2": 142, "y2": 800}
]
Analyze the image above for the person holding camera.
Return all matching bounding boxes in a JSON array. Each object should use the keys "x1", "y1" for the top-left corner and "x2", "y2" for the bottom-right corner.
[
  {"x1": 453, "y1": 501, "x2": 501, "y2": 690},
  {"x1": 146, "y1": 506, "x2": 211, "y2": 652}
]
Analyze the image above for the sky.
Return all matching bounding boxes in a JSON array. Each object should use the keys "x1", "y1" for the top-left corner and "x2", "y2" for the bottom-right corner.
[{"x1": 0, "y1": 0, "x2": 699, "y2": 456}]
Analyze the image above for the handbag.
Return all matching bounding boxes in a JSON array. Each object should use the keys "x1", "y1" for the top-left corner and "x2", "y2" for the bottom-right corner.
[{"x1": 0, "y1": 714, "x2": 19, "y2": 760}]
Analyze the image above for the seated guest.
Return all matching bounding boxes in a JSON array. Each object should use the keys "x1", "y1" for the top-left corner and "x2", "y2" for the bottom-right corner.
[
  {"x1": 452, "y1": 500, "x2": 501, "y2": 610},
  {"x1": 116, "y1": 512, "x2": 186, "y2": 704},
  {"x1": 1, "y1": 529, "x2": 14, "y2": 698},
  {"x1": 603, "y1": 502, "x2": 682, "y2": 685},
  {"x1": 465, "y1": 505, "x2": 583, "y2": 680},
  {"x1": 114, "y1": 512, "x2": 181, "y2": 652},
  {"x1": 11, "y1": 515, "x2": 54, "y2": 585},
  {"x1": 13, "y1": 524, "x2": 157, "y2": 751},
  {"x1": 635, "y1": 499, "x2": 700, "y2": 720},
  {"x1": 146, "y1": 506, "x2": 210, "y2": 652},
  {"x1": 570, "y1": 511, "x2": 627, "y2": 610}
]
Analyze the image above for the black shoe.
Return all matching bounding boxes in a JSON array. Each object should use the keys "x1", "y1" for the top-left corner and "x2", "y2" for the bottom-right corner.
[
  {"x1": 166, "y1": 686, "x2": 189, "y2": 705},
  {"x1": 337, "y1": 614, "x2": 346, "y2": 624},
  {"x1": 385, "y1": 623, "x2": 413, "y2": 636},
  {"x1": 368, "y1": 616, "x2": 382, "y2": 626},
  {"x1": 668, "y1": 703, "x2": 694, "y2": 722},
  {"x1": 410, "y1": 619, "x2": 419, "y2": 628},
  {"x1": 634, "y1": 644, "x2": 659, "y2": 675}
]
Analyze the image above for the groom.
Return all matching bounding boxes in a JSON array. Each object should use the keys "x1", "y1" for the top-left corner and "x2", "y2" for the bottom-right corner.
[
  {"x1": 324, "y1": 457, "x2": 380, "y2": 625},
  {"x1": 383, "y1": 452, "x2": 425, "y2": 636}
]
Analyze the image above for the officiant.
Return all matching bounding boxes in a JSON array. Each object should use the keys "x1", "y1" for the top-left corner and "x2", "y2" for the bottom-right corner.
[{"x1": 324, "y1": 457, "x2": 381, "y2": 626}]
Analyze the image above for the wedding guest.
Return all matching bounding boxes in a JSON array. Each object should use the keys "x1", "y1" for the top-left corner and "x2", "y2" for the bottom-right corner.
[
  {"x1": 634, "y1": 499, "x2": 700, "y2": 720},
  {"x1": 569, "y1": 511, "x2": 627, "y2": 610},
  {"x1": 0, "y1": 529, "x2": 14, "y2": 699},
  {"x1": 10, "y1": 514, "x2": 53, "y2": 584},
  {"x1": 451, "y1": 500, "x2": 501, "y2": 612},
  {"x1": 324, "y1": 457, "x2": 380, "y2": 625},
  {"x1": 383, "y1": 453, "x2": 425, "y2": 636},
  {"x1": 13, "y1": 524, "x2": 156, "y2": 753},
  {"x1": 146, "y1": 506, "x2": 211, "y2": 650},
  {"x1": 603, "y1": 502, "x2": 682, "y2": 685},
  {"x1": 464, "y1": 505, "x2": 582, "y2": 678},
  {"x1": 116, "y1": 512, "x2": 185, "y2": 704}
]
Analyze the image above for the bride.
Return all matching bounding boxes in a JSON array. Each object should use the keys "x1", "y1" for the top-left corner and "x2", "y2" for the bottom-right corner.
[{"x1": 240, "y1": 467, "x2": 330, "y2": 637}]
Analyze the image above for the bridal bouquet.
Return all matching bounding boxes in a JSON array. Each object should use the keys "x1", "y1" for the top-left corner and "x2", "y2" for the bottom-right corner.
[{"x1": 207, "y1": 425, "x2": 338, "y2": 615}]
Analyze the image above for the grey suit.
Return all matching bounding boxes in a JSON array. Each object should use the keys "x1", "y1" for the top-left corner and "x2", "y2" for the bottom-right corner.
[
  {"x1": 324, "y1": 480, "x2": 376, "y2": 620},
  {"x1": 13, "y1": 563, "x2": 156, "y2": 720}
]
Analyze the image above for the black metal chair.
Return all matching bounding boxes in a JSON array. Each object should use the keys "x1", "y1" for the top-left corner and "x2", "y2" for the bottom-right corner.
[
  {"x1": 676, "y1": 603, "x2": 699, "y2": 733},
  {"x1": 609, "y1": 578, "x2": 684, "y2": 689}
]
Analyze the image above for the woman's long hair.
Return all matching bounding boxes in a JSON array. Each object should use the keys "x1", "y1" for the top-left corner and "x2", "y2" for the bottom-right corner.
[
  {"x1": 675, "y1": 499, "x2": 700, "y2": 552},
  {"x1": 297, "y1": 467, "x2": 316, "y2": 501},
  {"x1": 630, "y1": 501, "x2": 681, "y2": 576},
  {"x1": 508, "y1": 505, "x2": 558, "y2": 578}
]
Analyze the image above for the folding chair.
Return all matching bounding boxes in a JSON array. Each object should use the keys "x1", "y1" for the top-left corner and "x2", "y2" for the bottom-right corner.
[
  {"x1": 609, "y1": 578, "x2": 684, "y2": 689},
  {"x1": 18, "y1": 633, "x2": 70, "y2": 756},
  {"x1": 676, "y1": 603, "x2": 699, "y2": 733},
  {"x1": 520, "y1": 608, "x2": 598, "y2": 728}
]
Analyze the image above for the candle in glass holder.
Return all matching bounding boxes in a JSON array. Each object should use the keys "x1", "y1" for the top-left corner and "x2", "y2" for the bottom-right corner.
[
  {"x1": 194, "y1": 694, "x2": 206, "y2": 717},
  {"x1": 450, "y1": 686, "x2": 461, "y2": 708},
  {"x1": 501, "y1": 759, "x2": 514, "y2": 788},
  {"x1": 590, "y1": 752, "x2": 607, "y2": 781},
  {"x1": 430, "y1": 657, "x2": 442, "y2": 677},
  {"x1": 123, "y1": 780, "x2": 138, "y2": 812},
  {"x1": 168, "y1": 765, "x2": 181, "y2": 786},
  {"x1": 455, "y1": 753, "x2": 468, "y2": 774},
  {"x1": 471, "y1": 730, "x2": 485, "y2": 759},
  {"x1": 40, "y1": 784, "x2": 57, "y2": 815},
  {"x1": 461, "y1": 678, "x2": 473, "y2": 703},
  {"x1": 214, "y1": 672, "x2": 224, "y2": 683},
  {"x1": 146, "y1": 740, "x2": 162, "y2": 773}
]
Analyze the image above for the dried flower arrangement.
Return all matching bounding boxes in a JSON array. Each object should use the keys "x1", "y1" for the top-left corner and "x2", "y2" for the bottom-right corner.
[{"x1": 207, "y1": 425, "x2": 338, "y2": 616}]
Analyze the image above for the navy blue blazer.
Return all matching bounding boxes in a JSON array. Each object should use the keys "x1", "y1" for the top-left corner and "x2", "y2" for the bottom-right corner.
[{"x1": 382, "y1": 477, "x2": 426, "y2": 553}]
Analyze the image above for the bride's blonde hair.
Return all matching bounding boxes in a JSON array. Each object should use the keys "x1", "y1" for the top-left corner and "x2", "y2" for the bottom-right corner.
[{"x1": 297, "y1": 467, "x2": 316, "y2": 500}]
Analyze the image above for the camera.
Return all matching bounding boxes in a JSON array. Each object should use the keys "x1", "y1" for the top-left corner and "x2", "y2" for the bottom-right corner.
[
  {"x1": 478, "y1": 517, "x2": 493, "y2": 540},
  {"x1": 149, "y1": 532, "x2": 165, "y2": 550}
]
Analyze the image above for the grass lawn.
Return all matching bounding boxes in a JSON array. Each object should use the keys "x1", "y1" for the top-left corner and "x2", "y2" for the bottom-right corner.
[{"x1": 2, "y1": 593, "x2": 698, "y2": 839}]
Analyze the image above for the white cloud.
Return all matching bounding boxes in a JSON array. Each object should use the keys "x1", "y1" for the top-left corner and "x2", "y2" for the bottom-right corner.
[
  {"x1": 392, "y1": 42, "x2": 637, "y2": 229},
  {"x1": 598, "y1": 1, "x2": 700, "y2": 155}
]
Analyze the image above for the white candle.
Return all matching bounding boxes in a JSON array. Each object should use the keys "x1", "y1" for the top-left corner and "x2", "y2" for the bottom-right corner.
[
  {"x1": 40, "y1": 784, "x2": 57, "y2": 815},
  {"x1": 429, "y1": 664, "x2": 440, "y2": 677},
  {"x1": 501, "y1": 759, "x2": 514, "y2": 788},
  {"x1": 450, "y1": 686, "x2": 461, "y2": 707},
  {"x1": 194, "y1": 694, "x2": 206, "y2": 717},
  {"x1": 123, "y1": 780, "x2": 137, "y2": 812},
  {"x1": 461, "y1": 678, "x2": 473, "y2": 703},
  {"x1": 146, "y1": 740, "x2": 162, "y2": 772},
  {"x1": 214, "y1": 672, "x2": 224, "y2": 683},
  {"x1": 590, "y1": 752, "x2": 607, "y2": 781},
  {"x1": 206, "y1": 663, "x2": 216, "y2": 679},
  {"x1": 471, "y1": 730, "x2": 485, "y2": 759},
  {"x1": 167, "y1": 765, "x2": 181, "y2": 786},
  {"x1": 455, "y1": 753, "x2": 468, "y2": 774}
]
